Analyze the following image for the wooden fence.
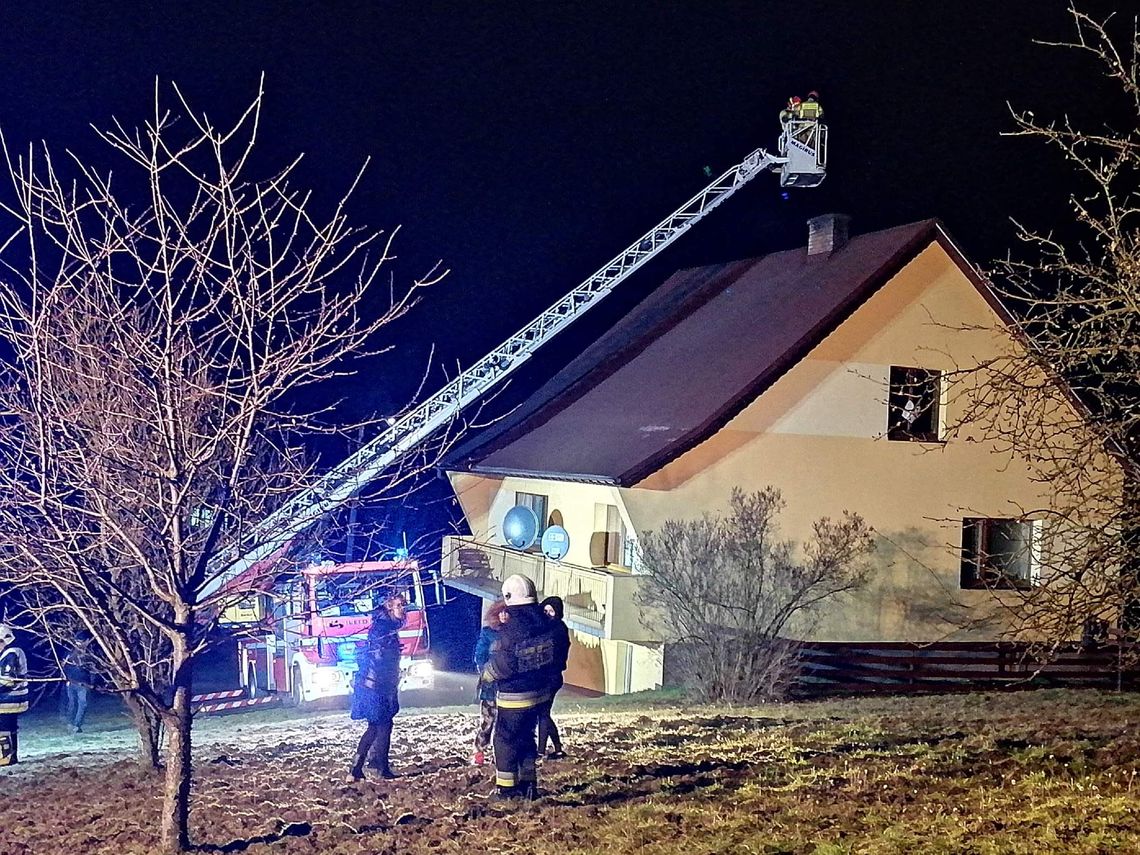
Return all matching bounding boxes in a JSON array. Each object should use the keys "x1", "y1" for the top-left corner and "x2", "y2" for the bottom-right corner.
[{"x1": 794, "y1": 640, "x2": 1140, "y2": 696}]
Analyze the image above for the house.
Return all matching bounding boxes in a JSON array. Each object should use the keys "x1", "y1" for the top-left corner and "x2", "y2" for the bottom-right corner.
[{"x1": 440, "y1": 215, "x2": 1114, "y2": 694}]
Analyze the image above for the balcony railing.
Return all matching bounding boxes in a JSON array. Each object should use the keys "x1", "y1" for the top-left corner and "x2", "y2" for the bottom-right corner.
[{"x1": 441, "y1": 535, "x2": 659, "y2": 642}]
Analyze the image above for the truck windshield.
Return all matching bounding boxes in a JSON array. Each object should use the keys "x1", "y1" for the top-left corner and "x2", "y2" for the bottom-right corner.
[{"x1": 308, "y1": 572, "x2": 415, "y2": 617}]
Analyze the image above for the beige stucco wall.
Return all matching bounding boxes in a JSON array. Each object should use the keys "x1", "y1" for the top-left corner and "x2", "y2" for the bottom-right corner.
[{"x1": 564, "y1": 632, "x2": 663, "y2": 694}]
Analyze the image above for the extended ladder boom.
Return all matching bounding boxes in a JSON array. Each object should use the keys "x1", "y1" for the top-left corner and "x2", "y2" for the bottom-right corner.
[{"x1": 203, "y1": 145, "x2": 791, "y2": 597}]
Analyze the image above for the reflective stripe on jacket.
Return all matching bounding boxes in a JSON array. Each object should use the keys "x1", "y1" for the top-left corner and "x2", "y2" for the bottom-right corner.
[
  {"x1": 798, "y1": 100, "x2": 822, "y2": 119},
  {"x1": 495, "y1": 688, "x2": 548, "y2": 709}
]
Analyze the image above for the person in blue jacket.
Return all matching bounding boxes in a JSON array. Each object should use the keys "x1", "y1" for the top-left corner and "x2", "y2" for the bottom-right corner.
[
  {"x1": 471, "y1": 598, "x2": 508, "y2": 766},
  {"x1": 347, "y1": 592, "x2": 406, "y2": 781}
]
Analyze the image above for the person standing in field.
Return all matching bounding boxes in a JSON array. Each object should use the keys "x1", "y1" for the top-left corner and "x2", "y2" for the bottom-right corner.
[
  {"x1": 347, "y1": 592, "x2": 407, "y2": 782},
  {"x1": 536, "y1": 596, "x2": 569, "y2": 759},
  {"x1": 472, "y1": 598, "x2": 509, "y2": 766},
  {"x1": 60, "y1": 630, "x2": 94, "y2": 734},
  {"x1": 481, "y1": 574, "x2": 556, "y2": 799},
  {"x1": 0, "y1": 624, "x2": 29, "y2": 766}
]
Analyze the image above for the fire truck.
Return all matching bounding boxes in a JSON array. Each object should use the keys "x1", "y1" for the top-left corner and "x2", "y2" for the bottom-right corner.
[{"x1": 225, "y1": 559, "x2": 442, "y2": 707}]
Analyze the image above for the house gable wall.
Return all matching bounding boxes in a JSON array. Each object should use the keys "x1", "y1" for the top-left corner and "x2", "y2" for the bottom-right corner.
[{"x1": 622, "y1": 242, "x2": 1101, "y2": 641}]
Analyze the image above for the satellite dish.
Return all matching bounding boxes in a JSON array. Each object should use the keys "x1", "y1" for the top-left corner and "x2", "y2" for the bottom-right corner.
[
  {"x1": 503, "y1": 505, "x2": 539, "y2": 550},
  {"x1": 541, "y1": 525, "x2": 570, "y2": 561}
]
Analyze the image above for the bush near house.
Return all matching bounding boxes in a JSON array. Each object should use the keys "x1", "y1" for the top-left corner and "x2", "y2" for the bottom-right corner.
[{"x1": 637, "y1": 487, "x2": 875, "y2": 703}]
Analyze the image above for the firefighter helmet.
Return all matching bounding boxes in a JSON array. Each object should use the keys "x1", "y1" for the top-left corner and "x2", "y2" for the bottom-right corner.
[{"x1": 501, "y1": 574, "x2": 537, "y2": 605}]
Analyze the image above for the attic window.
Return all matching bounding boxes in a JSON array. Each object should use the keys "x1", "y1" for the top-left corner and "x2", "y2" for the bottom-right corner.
[{"x1": 887, "y1": 366, "x2": 941, "y2": 442}]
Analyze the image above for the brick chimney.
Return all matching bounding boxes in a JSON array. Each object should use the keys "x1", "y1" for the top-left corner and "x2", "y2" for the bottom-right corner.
[{"x1": 807, "y1": 213, "x2": 851, "y2": 256}]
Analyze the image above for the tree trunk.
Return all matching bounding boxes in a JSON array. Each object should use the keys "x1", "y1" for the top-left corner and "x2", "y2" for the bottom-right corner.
[
  {"x1": 159, "y1": 627, "x2": 194, "y2": 854},
  {"x1": 124, "y1": 695, "x2": 164, "y2": 770},
  {"x1": 1120, "y1": 459, "x2": 1140, "y2": 631}
]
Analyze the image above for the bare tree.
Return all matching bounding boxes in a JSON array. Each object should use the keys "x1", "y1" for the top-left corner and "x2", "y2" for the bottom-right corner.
[
  {"x1": 637, "y1": 487, "x2": 874, "y2": 703},
  {"x1": 941, "y1": 6, "x2": 1140, "y2": 650},
  {"x1": 0, "y1": 80, "x2": 445, "y2": 853}
]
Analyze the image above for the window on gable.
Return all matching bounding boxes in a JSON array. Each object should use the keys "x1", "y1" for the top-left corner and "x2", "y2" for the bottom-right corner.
[
  {"x1": 514, "y1": 491, "x2": 548, "y2": 552},
  {"x1": 887, "y1": 366, "x2": 942, "y2": 442},
  {"x1": 960, "y1": 518, "x2": 1037, "y2": 590}
]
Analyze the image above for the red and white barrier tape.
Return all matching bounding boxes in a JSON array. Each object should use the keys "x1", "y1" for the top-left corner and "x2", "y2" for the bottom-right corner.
[{"x1": 194, "y1": 696, "x2": 279, "y2": 714}]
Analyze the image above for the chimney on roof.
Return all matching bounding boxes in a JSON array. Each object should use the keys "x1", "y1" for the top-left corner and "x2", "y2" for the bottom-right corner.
[{"x1": 807, "y1": 213, "x2": 851, "y2": 256}]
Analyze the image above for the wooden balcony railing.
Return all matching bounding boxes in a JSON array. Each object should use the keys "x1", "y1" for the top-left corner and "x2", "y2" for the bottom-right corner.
[{"x1": 441, "y1": 535, "x2": 659, "y2": 641}]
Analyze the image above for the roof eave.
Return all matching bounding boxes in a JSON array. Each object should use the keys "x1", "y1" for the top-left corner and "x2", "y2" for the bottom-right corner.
[{"x1": 453, "y1": 464, "x2": 618, "y2": 486}]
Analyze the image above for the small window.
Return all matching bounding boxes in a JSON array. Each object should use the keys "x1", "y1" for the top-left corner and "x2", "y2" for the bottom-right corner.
[
  {"x1": 960, "y1": 518, "x2": 1035, "y2": 590},
  {"x1": 591, "y1": 503, "x2": 628, "y2": 567},
  {"x1": 514, "y1": 491, "x2": 548, "y2": 552},
  {"x1": 887, "y1": 366, "x2": 941, "y2": 442}
]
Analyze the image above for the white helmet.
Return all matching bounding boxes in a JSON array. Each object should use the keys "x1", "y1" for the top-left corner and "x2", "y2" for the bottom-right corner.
[
  {"x1": 0, "y1": 624, "x2": 14, "y2": 649},
  {"x1": 501, "y1": 574, "x2": 537, "y2": 606}
]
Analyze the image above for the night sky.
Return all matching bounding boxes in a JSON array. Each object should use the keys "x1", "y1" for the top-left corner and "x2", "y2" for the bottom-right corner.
[{"x1": 0, "y1": 1, "x2": 1125, "y2": 550}]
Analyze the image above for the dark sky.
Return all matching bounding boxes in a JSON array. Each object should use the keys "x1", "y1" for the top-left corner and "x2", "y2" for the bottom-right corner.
[{"x1": 0, "y1": 1, "x2": 1124, "y2": 545}]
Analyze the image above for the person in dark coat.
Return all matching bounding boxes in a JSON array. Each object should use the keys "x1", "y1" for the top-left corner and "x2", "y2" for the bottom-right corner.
[
  {"x1": 61, "y1": 630, "x2": 94, "y2": 734},
  {"x1": 471, "y1": 598, "x2": 509, "y2": 766},
  {"x1": 347, "y1": 592, "x2": 406, "y2": 781},
  {"x1": 481, "y1": 574, "x2": 556, "y2": 799},
  {"x1": 536, "y1": 596, "x2": 570, "y2": 758}
]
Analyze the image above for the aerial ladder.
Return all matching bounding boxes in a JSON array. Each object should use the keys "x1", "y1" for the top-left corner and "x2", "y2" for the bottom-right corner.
[{"x1": 202, "y1": 107, "x2": 828, "y2": 601}]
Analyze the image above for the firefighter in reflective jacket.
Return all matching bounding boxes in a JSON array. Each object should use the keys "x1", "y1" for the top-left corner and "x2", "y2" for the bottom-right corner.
[
  {"x1": 799, "y1": 91, "x2": 823, "y2": 120},
  {"x1": 0, "y1": 623, "x2": 29, "y2": 766},
  {"x1": 482, "y1": 574, "x2": 556, "y2": 799}
]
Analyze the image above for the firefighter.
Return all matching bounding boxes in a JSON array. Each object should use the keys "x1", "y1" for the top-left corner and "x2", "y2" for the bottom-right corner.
[
  {"x1": 347, "y1": 592, "x2": 406, "y2": 782},
  {"x1": 799, "y1": 91, "x2": 823, "y2": 120},
  {"x1": 778, "y1": 95, "x2": 802, "y2": 125},
  {"x1": 482, "y1": 574, "x2": 556, "y2": 799},
  {"x1": 0, "y1": 623, "x2": 29, "y2": 767}
]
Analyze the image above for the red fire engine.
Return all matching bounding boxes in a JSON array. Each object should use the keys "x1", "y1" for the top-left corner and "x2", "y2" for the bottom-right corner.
[{"x1": 226, "y1": 559, "x2": 440, "y2": 706}]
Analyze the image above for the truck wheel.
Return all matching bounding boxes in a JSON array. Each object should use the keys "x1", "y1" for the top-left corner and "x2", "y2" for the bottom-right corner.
[
  {"x1": 290, "y1": 666, "x2": 305, "y2": 709},
  {"x1": 246, "y1": 666, "x2": 259, "y2": 700}
]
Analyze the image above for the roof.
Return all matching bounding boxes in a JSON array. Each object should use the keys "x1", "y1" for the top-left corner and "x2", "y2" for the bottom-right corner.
[{"x1": 445, "y1": 219, "x2": 986, "y2": 486}]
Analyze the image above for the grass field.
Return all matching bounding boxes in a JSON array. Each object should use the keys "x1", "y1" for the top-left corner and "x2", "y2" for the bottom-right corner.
[{"x1": 4, "y1": 688, "x2": 1140, "y2": 853}]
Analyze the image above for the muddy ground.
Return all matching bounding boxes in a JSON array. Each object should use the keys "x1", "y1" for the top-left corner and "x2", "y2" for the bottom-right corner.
[{"x1": 4, "y1": 688, "x2": 1140, "y2": 854}]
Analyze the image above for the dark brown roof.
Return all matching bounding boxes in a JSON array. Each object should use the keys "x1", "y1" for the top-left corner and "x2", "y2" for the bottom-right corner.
[{"x1": 446, "y1": 219, "x2": 974, "y2": 486}]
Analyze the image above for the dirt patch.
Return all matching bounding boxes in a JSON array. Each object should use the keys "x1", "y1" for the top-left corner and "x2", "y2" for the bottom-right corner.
[{"x1": 4, "y1": 689, "x2": 1140, "y2": 854}]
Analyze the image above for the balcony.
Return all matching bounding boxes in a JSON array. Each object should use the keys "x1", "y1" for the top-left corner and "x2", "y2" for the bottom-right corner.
[{"x1": 441, "y1": 535, "x2": 659, "y2": 642}]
